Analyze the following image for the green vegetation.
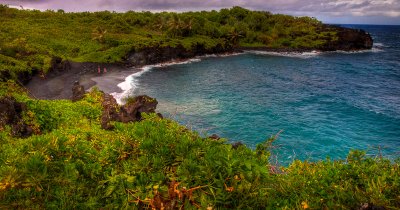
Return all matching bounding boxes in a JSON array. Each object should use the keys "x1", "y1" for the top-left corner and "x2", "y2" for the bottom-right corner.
[
  {"x1": 1, "y1": 82, "x2": 399, "y2": 209},
  {"x1": 0, "y1": 5, "x2": 397, "y2": 209},
  {"x1": 1, "y1": 5, "x2": 337, "y2": 77}
]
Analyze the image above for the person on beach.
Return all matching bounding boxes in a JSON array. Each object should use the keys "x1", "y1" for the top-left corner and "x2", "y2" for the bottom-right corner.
[{"x1": 98, "y1": 65, "x2": 101, "y2": 74}]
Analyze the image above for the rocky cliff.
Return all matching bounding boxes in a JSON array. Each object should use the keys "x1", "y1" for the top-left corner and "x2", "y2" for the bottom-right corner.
[
  {"x1": 319, "y1": 25, "x2": 373, "y2": 51},
  {"x1": 126, "y1": 43, "x2": 231, "y2": 66}
]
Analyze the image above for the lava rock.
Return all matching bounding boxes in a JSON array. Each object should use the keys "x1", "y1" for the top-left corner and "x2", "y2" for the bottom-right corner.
[
  {"x1": 209, "y1": 134, "x2": 221, "y2": 140},
  {"x1": 0, "y1": 96, "x2": 33, "y2": 137},
  {"x1": 320, "y1": 25, "x2": 373, "y2": 51},
  {"x1": 359, "y1": 203, "x2": 386, "y2": 210},
  {"x1": 51, "y1": 57, "x2": 71, "y2": 73},
  {"x1": 126, "y1": 44, "x2": 230, "y2": 67},
  {"x1": 100, "y1": 94, "x2": 159, "y2": 130},
  {"x1": 231, "y1": 141, "x2": 244, "y2": 149},
  {"x1": 71, "y1": 81, "x2": 86, "y2": 102}
]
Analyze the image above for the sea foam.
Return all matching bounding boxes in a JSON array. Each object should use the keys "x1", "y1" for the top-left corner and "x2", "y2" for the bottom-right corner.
[
  {"x1": 247, "y1": 50, "x2": 321, "y2": 58},
  {"x1": 111, "y1": 58, "x2": 203, "y2": 104}
]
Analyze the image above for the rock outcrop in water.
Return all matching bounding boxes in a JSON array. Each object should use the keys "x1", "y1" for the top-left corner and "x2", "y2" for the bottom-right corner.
[
  {"x1": 101, "y1": 94, "x2": 159, "y2": 130},
  {"x1": 320, "y1": 26, "x2": 373, "y2": 51}
]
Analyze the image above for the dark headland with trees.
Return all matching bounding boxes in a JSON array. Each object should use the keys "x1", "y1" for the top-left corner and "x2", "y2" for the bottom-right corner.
[{"x1": 1, "y1": 5, "x2": 399, "y2": 209}]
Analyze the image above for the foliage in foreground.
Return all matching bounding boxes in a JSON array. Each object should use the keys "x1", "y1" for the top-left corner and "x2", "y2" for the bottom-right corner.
[{"x1": 0, "y1": 82, "x2": 399, "y2": 209}]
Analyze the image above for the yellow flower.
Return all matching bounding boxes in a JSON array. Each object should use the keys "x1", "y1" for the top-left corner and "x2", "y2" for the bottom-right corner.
[{"x1": 301, "y1": 201, "x2": 309, "y2": 209}]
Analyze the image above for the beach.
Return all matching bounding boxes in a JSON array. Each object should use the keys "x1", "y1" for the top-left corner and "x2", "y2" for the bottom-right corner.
[{"x1": 25, "y1": 62, "x2": 140, "y2": 100}]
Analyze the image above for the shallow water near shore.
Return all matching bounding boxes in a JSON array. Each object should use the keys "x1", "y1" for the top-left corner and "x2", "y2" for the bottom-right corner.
[{"x1": 121, "y1": 25, "x2": 400, "y2": 164}]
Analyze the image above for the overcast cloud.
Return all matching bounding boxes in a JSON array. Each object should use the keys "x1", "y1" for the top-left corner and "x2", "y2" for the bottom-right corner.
[{"x1": 2, "y1": 0, "x2": 400, "y2": 24}]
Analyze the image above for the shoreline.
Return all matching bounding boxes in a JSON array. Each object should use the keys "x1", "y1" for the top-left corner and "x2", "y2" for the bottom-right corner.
[
  {"x1": 24, "y1": 50, "x2": 242, "y2": 101},
  {"x1": 25, "y1": 62, "x2": 140, "y2": 100},
  {"x1": 24, "y1": 47, "x2": 376, "y2": 101}
]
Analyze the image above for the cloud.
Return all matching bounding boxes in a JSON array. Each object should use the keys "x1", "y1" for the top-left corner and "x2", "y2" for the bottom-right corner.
[{"x1": 2, "y1": 0, "x2": 400, "y2": 23}]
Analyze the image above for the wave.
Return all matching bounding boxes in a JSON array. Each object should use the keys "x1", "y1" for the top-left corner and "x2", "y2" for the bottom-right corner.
[
  {"x1": 333, "y1": 48, "x2": 383, "y2": 54},
  {"x1": 334, "y1": 42, "x2": 385, "y2": 54},
  {"x1": 373, "y1": 42, "x2": 385, "y2": 48},
  {"x1": 110, "y1": 52, "x2": 246, "y2": 104},
  {"x1": 198, "y1": 52, "x2": 244, "y2": 58},
  {"x1": 371, "y1": 42, "x2": 385, "y2": 52},
  {"x1": 111, "y1": 58, "x2": 203, "y2": 104},
  {"x1": 246, "y1": 50, "x2": 321, "y2": 59}
]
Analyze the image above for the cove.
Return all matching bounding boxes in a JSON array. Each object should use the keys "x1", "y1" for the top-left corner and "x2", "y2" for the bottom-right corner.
[{"x1": 124, "y1": 25, "x2": 400, "y2": 164}]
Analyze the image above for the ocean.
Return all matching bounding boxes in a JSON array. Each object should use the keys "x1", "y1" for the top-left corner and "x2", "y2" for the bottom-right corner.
[{"x1": 114, "y1": 25, "x2": 400, "y2": 164}]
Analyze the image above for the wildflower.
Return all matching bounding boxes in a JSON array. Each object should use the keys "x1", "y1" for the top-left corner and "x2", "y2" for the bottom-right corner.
[{"x1": 301, "y1": 201, "x2": 309, "y2": 209}]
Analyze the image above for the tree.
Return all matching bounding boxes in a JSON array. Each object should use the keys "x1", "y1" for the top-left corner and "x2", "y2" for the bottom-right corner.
[
  {"x1": 227, "y1": 28, "x2": 245, "y2": 47},
  {"x1": 92, "y1": 26, "x2": 107, "y2": 43}
]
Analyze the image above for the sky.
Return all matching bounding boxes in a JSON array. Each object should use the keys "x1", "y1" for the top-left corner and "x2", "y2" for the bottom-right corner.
[{"x1": 2, "y1": 0, "x2": 400, "y2": 25}]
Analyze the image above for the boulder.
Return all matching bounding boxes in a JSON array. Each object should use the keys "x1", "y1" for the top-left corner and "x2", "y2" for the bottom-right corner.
[
  {"x1": 320, "y1": 25, "x2": 373, "y2": 51},
  {"x1": 231, "y1": 141, "x2": 244, "y2": 149},
  {"x1": 71, "y1": 81, "x2": 86, "y2": 102},
  {"x1": 0, "y1": 96, "x2": 33, "y2": 137},
  {"x1": 51, "y1": 57, "x2": 71, "y2": 73},
  {"x1": 359, "y1": 203, "x2": 385, "y2": 210},
  {"x1": 100, "y1": 94, "x2": 158, "y2": 130},
  {"x1": 209, "y1": 134, "x2": 221, "y2": 140},
  {"x1": 100, "y1": 93, "x2": 120, "y2": 130}
]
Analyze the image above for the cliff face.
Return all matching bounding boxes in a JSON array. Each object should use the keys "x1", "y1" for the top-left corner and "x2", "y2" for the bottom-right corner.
[
  {"x1": 126, "y1": 43, "x2": 231, "y2": 66},
  {"x1": 126, "y1": 26, "x2": 373, "y2": 64},
  {"x1": 319, "y1": 26, "x2": 373, "y2": 51}
]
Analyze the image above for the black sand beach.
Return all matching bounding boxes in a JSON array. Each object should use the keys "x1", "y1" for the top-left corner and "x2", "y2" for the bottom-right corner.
[{"x1": 25, "y1": 62, "x2": 140, "y2": 100}]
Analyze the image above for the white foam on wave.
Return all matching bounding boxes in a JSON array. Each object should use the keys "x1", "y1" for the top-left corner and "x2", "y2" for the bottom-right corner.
[
  {"x1": 111, "y1": 58, "x2": 203, "y2": 104},
  {"x1": 371, "y1": 42, "x2": 385, "y2": 52},
  {"x1": 334, "y1": 48, "x2": 383, "y2": 54},
  {"x1": 247, "y1": 50, "x2": 321, "y2": 58},
  {"x1": 199, "y1": 52, "x2": 244, "y2": 58},
  {"x1": 373, "y1": 42, "x2": 385, "y2": 47},
  {"x1": 333, "y1": 42, "x2": 386, "y2": 54},
  {"x1": 110, "y1": 52, "x2": 246, "y2": 104}
]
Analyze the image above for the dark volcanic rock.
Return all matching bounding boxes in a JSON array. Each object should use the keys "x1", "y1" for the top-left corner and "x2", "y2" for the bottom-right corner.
[
  {"x1": 0, "y1": 68, "x2": 36, "y2": 85},
  {"x1": 320, "y1": 25, "x2": 373, "y2": 51},
  {"x1": 209, "y1": 134, "x2": 221, "y2": 140},
  {"x1": 100, "y1": 94, "x2": 158, "y2": 130},
  {"x1": 231, "y1": 141, "x2": 244, "y2": 149},
  {"x1": 359, "y1": 203, "x2": 385, "y2": 210},
  {"x1": 127, "y1": 44, "x2": 230, "y2": 67},
  {"x1": 1, "y1": 56, "x2": 70, "y2": 85},
  {"x1": 101, "y1": 93, "x2": 120, "y2": 130},
  {"x1": 71, "y1": 81, "x2": 86, "y2": 102},
  {"x1": 0, "y1": 96, "x2": 33, "y2": 137},
  {"x1": 51, "y1": 57, "x2": 71, "y2": 73},
  {"x1": 120, "y1": 95, "x2": 158, "y2": 122}
]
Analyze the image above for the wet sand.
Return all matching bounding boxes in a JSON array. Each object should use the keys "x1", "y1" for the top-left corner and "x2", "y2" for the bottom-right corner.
[{"x1": 25, "y1": 62, "x2": 140, "y2": 100}]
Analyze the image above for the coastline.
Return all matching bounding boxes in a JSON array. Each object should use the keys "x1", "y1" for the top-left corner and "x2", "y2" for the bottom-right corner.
[
  {"x1": 24, "y1": 46, "x2": 377, "y2": 101},
  {"x1": 24, "y1": 51, "x2": 241, "y2": 101}
]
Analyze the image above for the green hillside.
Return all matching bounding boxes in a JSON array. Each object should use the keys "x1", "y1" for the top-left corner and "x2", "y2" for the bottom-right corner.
[{"x1": 0, "y1": 5, "x2": 336, "y2": 77}]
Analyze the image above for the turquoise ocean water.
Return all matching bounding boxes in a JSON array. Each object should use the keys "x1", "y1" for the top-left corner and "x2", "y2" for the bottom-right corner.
[{"x1": 117, "y1": 25, "x2": 400, "y2": 164}]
